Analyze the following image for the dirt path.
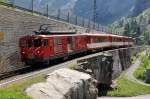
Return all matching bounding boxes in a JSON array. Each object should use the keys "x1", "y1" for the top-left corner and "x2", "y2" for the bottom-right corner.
[
  {"x1": 99, "y1": 94, "x2": 150, "y2": 99},
  {"x1": 126, "y1": 59, "x2": 150, "y2": 86},
  {"x1": 99, "y1": 59, "x2": 150, "y2": 99}
]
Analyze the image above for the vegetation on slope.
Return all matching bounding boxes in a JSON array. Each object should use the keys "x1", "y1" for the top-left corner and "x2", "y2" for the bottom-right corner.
[
  {"x1": 109, "y1": 8, "x2": 150, "y2": 45},
  {"x1": 107, "y1": 74, "x2": 150, "y2": 96},
  {"x1": 134, "y1": 54, "x2": 150, "y2": 81}
]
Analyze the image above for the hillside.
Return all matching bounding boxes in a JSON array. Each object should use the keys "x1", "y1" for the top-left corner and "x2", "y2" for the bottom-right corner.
[
  {"x1": 73, "y1": 0, "x2": 134, "y2": 25},
  {"x1": 110, "y1": 8, "x2": 150, "y2": 44},
  {"x1": 3, "y1": 0, "x2": 150, "y2": 25}
]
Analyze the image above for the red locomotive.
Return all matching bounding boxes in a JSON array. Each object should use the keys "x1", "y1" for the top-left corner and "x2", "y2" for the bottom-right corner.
[
  {"x1": 19, "y1": 32, "x2": 134, "y2": 65},
  {"x1": 19, "y1": 25, "x2": 134, "y2": 65}
]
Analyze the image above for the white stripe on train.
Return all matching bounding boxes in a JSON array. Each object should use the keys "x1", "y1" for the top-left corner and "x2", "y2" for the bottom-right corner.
[{"x1": 87, "y1": 42, "x2": 133, "y2": 48}]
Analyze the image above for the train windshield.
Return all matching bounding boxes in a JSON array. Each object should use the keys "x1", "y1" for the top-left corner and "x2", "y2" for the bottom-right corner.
[
  {"x1": 28, "y1": 40, "x2": 33, "y2": 47},
  {"x1": 34, "y1": 39, "x2": 42, "y2": 47},
  {"x1": 19, "y1": 39, "x2": 33, "y2": 48},
  {"x1": 19, "y1": 39, "x2": 27, "y2": 48}
]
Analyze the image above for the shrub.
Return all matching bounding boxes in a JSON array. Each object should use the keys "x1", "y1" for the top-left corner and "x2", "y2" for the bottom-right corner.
[{"x1": 134, "y1": 54, "x2": 150, "y2": 81}]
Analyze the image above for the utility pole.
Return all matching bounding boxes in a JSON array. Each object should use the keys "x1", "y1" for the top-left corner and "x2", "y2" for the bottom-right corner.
[
  {"x1": 46, "y1": 4, "x2": 49, "y2": 17},
  {"x1": 31, "y1": 0, "x2": 33, "y2": 13},
  {"x1": 93, "y1": 0, "x2": 97, "y2": 29}
]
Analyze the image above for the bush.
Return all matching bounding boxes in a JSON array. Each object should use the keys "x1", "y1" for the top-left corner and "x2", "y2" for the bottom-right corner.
[{"x1": 134, "y1": 54, "x2": 150, "y2": 81}]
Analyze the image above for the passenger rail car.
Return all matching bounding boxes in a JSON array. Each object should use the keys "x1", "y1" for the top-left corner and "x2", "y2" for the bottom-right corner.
[{"x1": 19, "y1": 33, "x2": 134, "y2": 65}]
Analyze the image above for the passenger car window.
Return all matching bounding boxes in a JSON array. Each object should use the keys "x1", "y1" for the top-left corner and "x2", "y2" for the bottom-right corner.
[
  {"x1": 43, "y1": 39, "x2": 48, "y2": 46},
  {"x1": 68, "y1": 37, "x2": 72, "y2": 44},
  {"x1": 55, "y1": 37, "x2": 62, "y2": 45}
]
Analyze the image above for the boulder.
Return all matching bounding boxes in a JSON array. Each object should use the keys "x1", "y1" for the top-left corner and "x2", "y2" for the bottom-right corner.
[{"x1": 26, "y1": 68, "x2": 98, "y2": 99}]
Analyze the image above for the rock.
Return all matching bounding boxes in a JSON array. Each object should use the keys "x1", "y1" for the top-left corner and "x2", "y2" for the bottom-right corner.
[
  {"x1": 26, "y1": 68, "x2": 98, "y2": 99},
  {"x1": 110, "y1": 80, "x2": 118, "y2": 89},
  {"x1": 77, "y1": 53, "x2": 113, "y2": 85}
]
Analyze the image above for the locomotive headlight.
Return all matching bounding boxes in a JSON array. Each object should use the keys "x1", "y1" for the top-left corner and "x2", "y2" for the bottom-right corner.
[
  {"x1": 37, "y1": 51, "x2": 40, "y2": 54},
  {"x1": 22, "y1": 51, "x2": 25, "y2": 54}
]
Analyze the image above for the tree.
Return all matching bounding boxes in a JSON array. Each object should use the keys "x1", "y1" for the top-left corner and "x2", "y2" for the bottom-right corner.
[
  {"x1": 123, "y1": 23, "x2": 130, "y2": 36},
  {"x1": 143, "y1": 25, "x2": 150, "y2": 45}
]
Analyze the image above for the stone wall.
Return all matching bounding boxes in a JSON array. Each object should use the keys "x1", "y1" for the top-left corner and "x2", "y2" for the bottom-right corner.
[
  {"x1": 76, "y1": 47, "x2": 144, "y2": 85},
  {"x1": 0, "y1": 6, "x2": 88, "y2": 43},
  {"x1": 0, "y1": 5, "x2": 89, "y2": 74}
]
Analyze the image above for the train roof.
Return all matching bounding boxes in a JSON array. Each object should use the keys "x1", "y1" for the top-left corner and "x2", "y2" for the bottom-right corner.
[
  {"x1": 20, "y1": 33, "x2": 132, "y2": 39},
  {"x1": 35, "y1": 34, "x2": 86, "y2": 37},
  {"x1": 84, "y1": 33, "x2": 130, "y2": 38},
  {"x1": 33, "y1": 33, "x2": 113, "y2": 37}
]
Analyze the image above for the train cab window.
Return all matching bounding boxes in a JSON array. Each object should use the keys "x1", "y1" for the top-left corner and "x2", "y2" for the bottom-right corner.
[
  {"x1": 28, "y1": 40, "x2": 33, "y2": 47},
  {"x1": 43, "y1": 39, "x2": 48, "y2": 46},
  {"x1": 19, "y1": 40, "x2": 26, "y2": 48},
  {"x1": 34, "y1": 39, "x2": 42, "y2": 47},
  {"x1": 20, "y1": 39, "x2": 33, "y2": 48}
]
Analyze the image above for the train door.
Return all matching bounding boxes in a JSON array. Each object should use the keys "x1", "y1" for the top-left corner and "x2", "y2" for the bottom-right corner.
[
  {"x1": 48, "y1": 37, "x2": 54, "y2": 57},
  {"x1": 67, "y1": 36, "x2": 74, "y2": 53},
  {"x1": 109, "y1": 35, "x2": 113, "y2": 47},
  {"x1": 54, "y1": 37, "x2": 63, "y2": 55}
]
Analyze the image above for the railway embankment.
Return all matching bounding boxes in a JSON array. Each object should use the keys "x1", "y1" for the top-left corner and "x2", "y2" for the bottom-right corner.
[{"x1": 25, "y1": 47, "x2": 144, "y2": 99}]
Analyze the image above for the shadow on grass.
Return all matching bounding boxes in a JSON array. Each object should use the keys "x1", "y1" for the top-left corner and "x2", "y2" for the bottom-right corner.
[{"x1": 97, "y1": 84, "x2": 113, "y2": 96}]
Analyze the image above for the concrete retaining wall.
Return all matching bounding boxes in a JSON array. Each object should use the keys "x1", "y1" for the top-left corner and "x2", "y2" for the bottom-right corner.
[{"x1": 76, "y1": 47, "x2": 144, "y2": 85}]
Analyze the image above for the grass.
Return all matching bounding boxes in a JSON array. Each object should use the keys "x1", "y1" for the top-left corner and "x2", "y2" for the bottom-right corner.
[
  {"x1": 69, "y1": 63, "x2": 78, "y2": 69},
  {"x1": 0, "y1": 62, "x2": 76, "y2": 99},
  {"x1": 131, "y1": 52, "x2": 143, "y2": 63},
  {"x1": 0, "y1": 75, "x2": 46, "y2": 99},
  {"x1": 131, "y1": 55, "x2": 137, "y2": 64},
  {"x1": 134, "y1": 54, "x2": 150, "y2": 81},
  {"x1": 107, "y1": 74, "x2": 150, "y2": 96},
  {"x1": 107, "y1": 52, "x2": 150, "y2": 96}
]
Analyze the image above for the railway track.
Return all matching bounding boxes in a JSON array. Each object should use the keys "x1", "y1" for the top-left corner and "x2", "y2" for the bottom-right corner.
[
  {"x1": 0, "y1": 47, "x2": 96, "y2": 81},
  {"x1": 0, "y1": 57, "x2": 76, "y2": 87},
  {"x1": 0, "y1": 49, "x2": 96, "y2": 87},
  {"x1": 0, "y1": 47, "x2": 142, "y2": 87}
]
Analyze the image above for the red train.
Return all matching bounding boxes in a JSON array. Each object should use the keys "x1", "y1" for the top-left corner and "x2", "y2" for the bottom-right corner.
[{"x1": 19, "y1": 32, "x2": 134, "y2": 65}]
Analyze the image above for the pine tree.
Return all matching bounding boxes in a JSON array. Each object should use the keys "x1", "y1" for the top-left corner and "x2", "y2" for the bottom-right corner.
[
  {"x1": 123, "y1": 23, "x2": 130, "y2": 36},
  {"x1": 143, "y1": 25, "x2": 150, "y2": 45}
]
